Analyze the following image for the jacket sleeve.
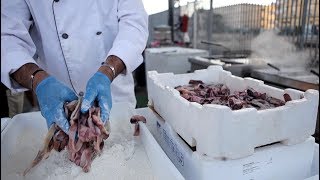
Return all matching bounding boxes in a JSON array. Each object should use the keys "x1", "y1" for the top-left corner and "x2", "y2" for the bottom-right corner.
[
  {"x1": 1, "y1": 0, "x2": 38, "y2": 92},
  {"x1": 106, "y1": 0, "x2": 149, "y2": 73}
]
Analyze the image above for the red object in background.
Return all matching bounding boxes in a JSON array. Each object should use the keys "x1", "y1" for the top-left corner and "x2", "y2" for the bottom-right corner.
[
  {"x1": 150, "y1": 41, "x2": 161, "y2": 47},
  {"x1": 180, "y1": 15, "x2": 189, "y2": 33}
]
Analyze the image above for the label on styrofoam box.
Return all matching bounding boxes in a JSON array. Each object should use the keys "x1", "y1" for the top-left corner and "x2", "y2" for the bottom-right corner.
[
  {"x1": 157, "y1": 121, "x2": 185, "y2": 167},
  {"x1": 148, "y1": 109, "x2": 315, "y2": 180},
  {"x1": 241, "y1": 157, "x2": 273, "y2": 175}
]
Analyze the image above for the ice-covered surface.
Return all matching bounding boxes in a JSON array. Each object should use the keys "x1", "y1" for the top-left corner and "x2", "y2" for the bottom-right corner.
[
  {"x1": 15, "y1": 124, "x2": 153, "y2": 180},
  {"x1": 1, "y1": 104, "x2": 156, "y2": 180}
]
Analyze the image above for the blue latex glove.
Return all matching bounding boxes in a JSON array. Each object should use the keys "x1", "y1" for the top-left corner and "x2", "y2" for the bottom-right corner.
[
  {"x1": 35, "y1": 76, "x2": 78, "y2": 133},
  {"x1": 81, "y1": 72, "x2": 112, "y2": 123}
]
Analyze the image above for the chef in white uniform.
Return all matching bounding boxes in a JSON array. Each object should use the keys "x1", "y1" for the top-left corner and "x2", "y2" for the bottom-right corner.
[{"x1": 1, "y1": 0, "x2": 148, "y2": 133}]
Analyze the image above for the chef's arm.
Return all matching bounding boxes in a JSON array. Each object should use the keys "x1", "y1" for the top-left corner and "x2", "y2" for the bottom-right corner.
[
  {"x1": 104, "y1": 0, "x2": 148, "y2": 74},
  {"x1": 98, "y1": 55, "x2": 125, "y2": 82},
  {"x1": 10, "y1": 63, "x2": 49, "y2": 90},
  {"x1": 1, "y1": 0, "x2": 39, "y2": 92},
  {"x1": 11, "y1": 61, "x2": 77, "y2": 133},
  {"x1": 2, "y1": 0, "x2": 76, "y2": 132}
]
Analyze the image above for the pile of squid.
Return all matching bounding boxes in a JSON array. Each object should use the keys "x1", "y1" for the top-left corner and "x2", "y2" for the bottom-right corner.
[
  {"x1": 24, "y1": 100, "x2": 109, "y2": 175},
  {"x1": 60, "y1": 100, "x2": 109, "y2": 172},
  {"x1": 175, "y1": 80, "x2": 292, "y2": 110}
]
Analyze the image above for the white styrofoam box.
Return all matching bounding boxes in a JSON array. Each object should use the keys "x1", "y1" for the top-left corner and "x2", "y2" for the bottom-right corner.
[
  {"x1": 139, "y1": 108, "x2": 316, "y2": 180},
  {"x1": 147, "y1": 65, "x2": 319, "y2": 159},
  {"x1": 139, "y1": 122, "x2": 184, "y2": 180},
  {"x1": 145, "y1": 47, "x2": 208, "y2": 92},
  {"x1": 1, "y1": 103, "x2": 184, "y2": 180},
  {"x1": 308, "y1": 143, "x2": 319, "y2": 179},
  {"x1": 145, "y1": 47, "x2": 208, "y2": 74}
]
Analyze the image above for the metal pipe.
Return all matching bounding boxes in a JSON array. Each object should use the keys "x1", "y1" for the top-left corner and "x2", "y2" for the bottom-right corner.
[
  {"x1": 248, "y1": 4, "x2": 250, "y2": 50},
  {"x1": 307, "y1": 0, "x2": 313, "y2": 60},
  {"x1": 254, "y1": 4, "x2": 258, "y2": 33},
  {"x1": 243, "y1": 3, "x2": 249, "y2": 53},
  {"x1": 268, "y1": 4, "x2": 272, "y2": 29},
  {"x1": 310, "y1": 0, "x2": 318, "y2": 62},
  {"x1": 251, "y1": 4, "x2": 254, "y2": 48},
  {"x1": 316, "y1": 14, "x2": 319, "y2": 66},
  {"x1": 310, "y1": 0, "x2": 317, "y2": 43},
  {"x1": 258, "y1": 4, "x2": 261, "y2": 30},
  {"x1": 200, "y1": 40, "x2": 231, "y2": 51},
  {"x1": 285, "y1": 0, "x2": 290, "y2": 36},
  {"x1": 270, "y1": 3, "x2": 272, "y2": 29},
  {"x1": 168, "y1": 0, "x2": 174, "y2": 43},
  {"x1": 208, "y1": 0, "x2": 213, "y2": 43},
  {"x1": 305, "y1": 0, "x2": 312, "y2": 46},
  {"x1": 267, "y1": 63, "x2": 281, "y2": 71},
  {"x1": 238, "y1": 5, "x2": 240, "y2": 49},
  {"x1": 253, "y1": 4, "x2": 256, "y2": 31},
  {"x1": 261, "y1": 5, "x2": 264, "y2": 30},
  {"x1": 310, "y1": 69, "x2": 319, "y2": 76},
  {"x1": 281, "y1": 0, "x2": 285, "y2": 31},
  {"x1": 267, "y1": 4, "x2": 270, "y2": 29},
  {"x1": 249, "y1": 4, "x2": 252, "y2": 51},
  {"x1": 271, "y1": 3, "x2": 275, "y2": 29},
  {"x1": 300, "y1": 0, "x2": 309, "y2": 48},
  {"x1": 259, "y1": 5, "x2": 262, "y2": 29},
  {"x1": 264, "y1": 5, "x2": 266, "y2": 29},
  {"x1": 193, "y1": 0, "x2": 198, "y2": 48},
  {"x1": 243, "y1": 4, "x2": 245, "y2": 51},
  {"x1": 298, "y1": 0, "x2": 304, "y2": 47},
  {"x1": 277, "y1": 0, "x2": 281, "y2": 29},
  {"x1": 249, "y1": 4, "x2": 252, "y2": 30},
  {"x1": 293, "y1": 0, "x2": 299, "y2": 42},
  {"x1": 235, "y1": 5, "x2": 238, "y2": 51},
  {"x1": 232, "y1": 5, "x2": 235, "y2": 51},
  {"x1": 256, "y1": 4, "x2": 259, "y2": 42},
  {"x1": 239, "y1": 4, "x2": 242, "y2": 52},
  {"x1": 290, "y1": 0, "x2": 294, "y2": 40},
  {"x1": 317, "y1": 6, "x2": 319, "y2": 64},
  {"x1": 240, "y1": 4, "x2": 242, "y2": 52},
  {"x1": 242, "y1": 4, "x2": 246, "y2": 53},
  {"x1": 249, "y1": 4, "x2": 252, "y2": 50}
]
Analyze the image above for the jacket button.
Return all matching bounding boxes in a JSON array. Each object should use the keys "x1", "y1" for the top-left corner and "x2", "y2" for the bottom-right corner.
[
  {"x1": 62, "y1": 33, "x2": 68, "y2": 39},
  {"x1": 54, "y1": 0, "x2": 59, "y2": 2},
  {"x1": 96, "y1": 31, "x2": 102, "y2": 35}
]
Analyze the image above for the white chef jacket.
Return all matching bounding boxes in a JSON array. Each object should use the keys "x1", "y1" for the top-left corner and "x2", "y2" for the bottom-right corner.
[{"x1": 1, "y1": 0, "x2": 148, "y2": 107}]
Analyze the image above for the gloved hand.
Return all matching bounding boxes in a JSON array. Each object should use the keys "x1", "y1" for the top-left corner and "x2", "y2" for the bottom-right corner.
[
  {"x1": 81, "y1": 72, "x2": 112, "y2": 123},
  {"x1": 35, "y1": 76, "x2": 78, "y2": 133}
]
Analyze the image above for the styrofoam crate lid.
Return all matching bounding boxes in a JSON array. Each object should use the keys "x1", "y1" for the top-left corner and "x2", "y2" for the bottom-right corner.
[{"x1": 146, "y1": 47, "x2": 208, "y2": 54}]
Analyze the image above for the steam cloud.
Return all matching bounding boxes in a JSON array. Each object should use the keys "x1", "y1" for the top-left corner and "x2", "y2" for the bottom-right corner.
[{"x1": 250, "y1": 30, "x2": 311, "y2": 69}]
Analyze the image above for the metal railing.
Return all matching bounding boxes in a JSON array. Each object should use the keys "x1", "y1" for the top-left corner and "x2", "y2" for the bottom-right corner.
[{"x1": 191, "y1": 0, "x2": 319, "y2": 66}]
